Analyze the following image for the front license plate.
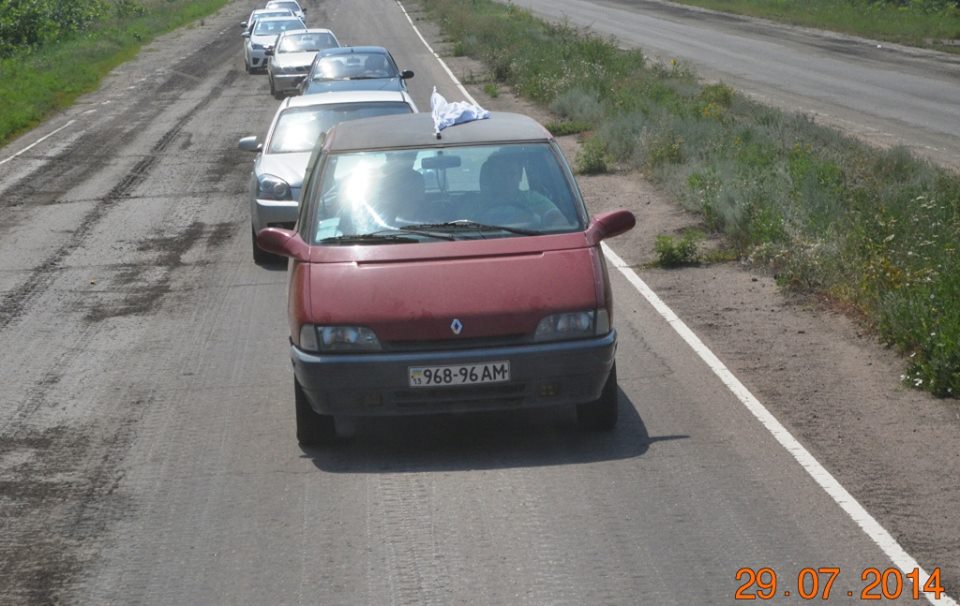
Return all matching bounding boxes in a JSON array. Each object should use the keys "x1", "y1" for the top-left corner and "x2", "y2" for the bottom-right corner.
[{"x1": 409, "y1": 361, "x2": 510, "y2": 388}]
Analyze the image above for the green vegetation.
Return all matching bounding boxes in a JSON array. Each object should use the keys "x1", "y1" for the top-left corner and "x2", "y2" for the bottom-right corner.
[
  {"x1": 0, "y1": 0, "x2": 230, "y2": 144},
  {"x1": 655, "y1": 231, "x2": 703, "y2": 267},
  {"x1": 668, "y1": 0, "x2": 960, "y2": 53},
  {"x1": 423, "y1": 0, "x2": 960, "y2": 397}
]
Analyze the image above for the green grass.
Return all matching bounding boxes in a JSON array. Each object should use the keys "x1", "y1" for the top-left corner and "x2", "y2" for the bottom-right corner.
[
  {"x1": 422, "y1": 0, "x2": 960, "y2": 397},
  {"x1": 668, "y1": 0, "x2": 960, "y2": 52},
  {"x1": 0, "y1": 0, "x2": 230, "y2": 145}
]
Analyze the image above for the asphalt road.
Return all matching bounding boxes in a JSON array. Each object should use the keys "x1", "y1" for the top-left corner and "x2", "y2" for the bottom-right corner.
[
  {"x1": 0, "y1": 0, "x2": 953, "y2": 604},
  {"x1": 508, "y1": 0, "x2": 960, "y2": 169}
]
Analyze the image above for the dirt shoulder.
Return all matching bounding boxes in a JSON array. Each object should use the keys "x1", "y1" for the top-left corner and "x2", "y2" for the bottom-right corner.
[{"x1": 410, "y1": 8, "x2": 960, "y2": 594}]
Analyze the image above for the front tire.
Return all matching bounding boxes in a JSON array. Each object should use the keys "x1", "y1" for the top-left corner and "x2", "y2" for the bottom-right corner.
[
  {"x1": 295, "y1": 377, "x2": 336, "y2": 446},
  {"x1": 577, "y1": 364, "x2": 619, "y2": 431}
]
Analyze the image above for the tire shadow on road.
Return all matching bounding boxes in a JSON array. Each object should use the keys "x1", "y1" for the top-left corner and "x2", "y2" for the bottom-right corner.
[{"x1": 301, "y1": 388, "x2": 689, "y2": 473}]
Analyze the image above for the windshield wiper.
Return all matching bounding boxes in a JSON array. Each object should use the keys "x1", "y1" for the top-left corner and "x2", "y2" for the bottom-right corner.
[
  {"x1": 319, "y1": 233, "x2": 418, "y2": 245},
  {"x1": 320, "y1": 228, "x2": 455, "y2": 244},
  {"x1": 402, "y1": 220, "x2": 542, "y2": 236}
]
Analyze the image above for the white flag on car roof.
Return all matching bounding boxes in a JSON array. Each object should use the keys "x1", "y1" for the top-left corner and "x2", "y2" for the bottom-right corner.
[{"x1": 430, "y1": 87, "x2": 490, "y2": 135}]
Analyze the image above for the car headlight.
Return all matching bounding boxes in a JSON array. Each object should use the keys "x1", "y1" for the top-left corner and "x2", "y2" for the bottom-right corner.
[
  {"x1": 252, "y1": 42, "x2": 265, "y2": 50},
  {"x1": 534, "y1": 310, "x2": 610, "y2": 342},
  {"x1": 257, "y1": 174, "x2": 291, "y2": 200},
  {"x1": 299, "y1": 325, "x2": 382, "y2": 352}
]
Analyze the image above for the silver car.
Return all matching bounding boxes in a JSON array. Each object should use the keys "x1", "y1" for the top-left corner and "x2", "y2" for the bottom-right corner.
[
  {"x1": 239, "y1": 90, "x2": 419, "y2": 264},
  {"x1": 240, "y1": 8, "x2": 293, "y2": 36},
  {"x1": 265, "y1": 0, "x2": 306, "y2": 22},
  {"x1": 242, "y1": 16, "x2": 306, "y2": 74},
  {"x1": 267, "y1": 28, "x2": 340, "y2": 100}
]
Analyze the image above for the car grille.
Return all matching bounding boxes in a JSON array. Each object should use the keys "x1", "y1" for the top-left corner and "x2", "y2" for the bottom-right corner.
[{"x1": 382, "y1": 334, "x2": 530, "y2": 352}]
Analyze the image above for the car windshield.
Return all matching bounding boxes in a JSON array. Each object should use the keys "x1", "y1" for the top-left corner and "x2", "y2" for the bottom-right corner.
[
  {"x1": 304, "y1": 143, "x2": 584, "y2": 244},
  {"x1": 311, "y1": 54, "x2": 398, "y2": 81},
  {"x1": 268, "y1": 102, "x2": 413, "y2": 154},
  {"x1": 253, "y1": 18, "x2": 304, "y2": 36},
  {"x1": 278, "y1": 33, "x2": 338, "y2": 53}
]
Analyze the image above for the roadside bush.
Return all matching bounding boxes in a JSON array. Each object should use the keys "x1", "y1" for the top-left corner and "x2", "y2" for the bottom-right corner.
[
  {"x1": 655, "y1": 231, "x2": 702, "y2": 267},
  {"x1": 576, "y1": 135, "x2": 609, "y2": 174}
]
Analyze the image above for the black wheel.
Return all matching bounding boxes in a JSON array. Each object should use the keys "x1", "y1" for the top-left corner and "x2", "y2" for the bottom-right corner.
[
  {"x1": 244, "y1": 59, "x2": 253, "y2": 74},
  {"x1": 252, "y1": 227, "x2": 281, "y2": 265},
  {"x1": 269, "y1": 77, "x2": 283, "y2": 100},
  {"x1": 295, "y1": 377, "x2": 336, "y2": 446},
  {"x1": 577, "y1": 364, "x2": 618, "y2": 431}
]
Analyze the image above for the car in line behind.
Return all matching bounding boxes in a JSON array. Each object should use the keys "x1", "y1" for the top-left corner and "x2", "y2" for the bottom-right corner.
[
  {"x1": 256, "y1": 111, "x2": 636, "y2": 445},
  {"x1": 240, "y1": 8, "x2": 293, "y2": 37},
  {"x1": 239, "y1": 90, "x2": 419, "y2": 264},
  {"x1": 267, "y1": 28, "x2": 341, "y2": 99},
  {"x1": 265, "y1": 0, "x2": 306, "y2": 22},
  {"x1": 297, "y1": 46, "x2": 414, "y2": 96},
  {"x1": 242, "y1": 15, "x2": 306, "y2": 73}
]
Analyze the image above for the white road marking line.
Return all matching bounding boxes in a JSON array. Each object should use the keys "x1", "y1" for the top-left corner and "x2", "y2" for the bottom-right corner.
[
  {"x1": 601, "y1": 243, "x2": 955, "y2": 606},
  {"x1": 398, "y1": 2, "x2": 956, "y2": 603},
  {"x1": 0, "y1": 119, "x2": 77, "y2": 166}
]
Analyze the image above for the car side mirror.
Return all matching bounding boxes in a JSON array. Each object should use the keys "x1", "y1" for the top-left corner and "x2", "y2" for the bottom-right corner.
[
  {"x1": 238, "y1": 136, "x2": 262, "y2": 152},
  {"x1": 265, "y1": 48, "x2": 274, "y2": 56},
  {"x1": 585, "y1": 209, "x2": 636, "y2": 244},
  {"x1": 240, "y1": 21, "x2": 248, "y2": 28},
  {"x1": 257, "y1": 227, "x2": 309, "y2": 260},
  {"x1": 241, "y1": 31, "x2": 250, "y2": 38},
  {"x1": 400, "y1": 69, "x2": 414, "y2": 80}
]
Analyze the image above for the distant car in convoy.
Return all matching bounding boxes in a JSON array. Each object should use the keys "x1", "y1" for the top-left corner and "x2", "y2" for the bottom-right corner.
[
  {"x1": 242, "y1": 15, "x2": 306, "y2": 73},
  {"x1": 266, "y1": 28, "x2": 341, "y2": 99},
  {"x1": 239, "y1": 90, "x2": 419, "y2": 264},
  {"x1": 240, "y1": 8, "x2": 293, "y2": 37},
  {"x1": 255, "y1": 111, "x2": 636, "y2": 445},
  {"x1": 297, "y1": 46, "x2": 414, "y2": 96},
  {"x1": 264, "y1": 0, "x2": 306, "y2": 22}
]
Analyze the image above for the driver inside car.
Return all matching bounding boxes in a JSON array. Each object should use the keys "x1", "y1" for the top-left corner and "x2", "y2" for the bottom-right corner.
[{"x1": 476, "y1": 152, "x2": 562, "y2": 226}]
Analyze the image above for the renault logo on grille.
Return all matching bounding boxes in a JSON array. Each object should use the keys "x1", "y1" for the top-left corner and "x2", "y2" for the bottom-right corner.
[{"x1": 450, "y1": 319, "x2": 463, "y2": 335}]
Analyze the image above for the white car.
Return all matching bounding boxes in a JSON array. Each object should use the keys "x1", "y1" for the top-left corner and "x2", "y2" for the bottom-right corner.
[
  {"x1": 238, "y1": 90, "x2": 419, "y2": 263},
  {"x1": 265, "y1": 0, "x2": 306, "y2": 22},
  {"x1": 242, "y1": 15, "x2": 306, "y2": 74},
  {"x1": 240, "y1": 8, "x2": 293, "y2": 36},
  {"x1": 267, "y1": 28, "x2": 340, "y2": 100}
]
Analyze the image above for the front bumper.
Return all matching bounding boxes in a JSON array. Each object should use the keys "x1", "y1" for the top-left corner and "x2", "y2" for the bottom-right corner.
[
  {"x1": 252, "y1": 197, "x2": 299, "y2": 232},
  {"x1": 292, "y1": 331, "x2": 617, "y2": 416}
]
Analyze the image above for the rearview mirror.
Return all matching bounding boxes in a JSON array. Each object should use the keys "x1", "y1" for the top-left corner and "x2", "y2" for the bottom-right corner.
[
  {"x1": 257, "y1": 227, "x2": 309, "y2": 260},
  {"x1": 238, "y1": 136, "x2": 262, "y2": 152},
  {"x1": 585, "y1": 209, "x2": 636, "y2": 244},
  {"x1": 421, "y1": 155, "x2": 461, "y2": 170}
]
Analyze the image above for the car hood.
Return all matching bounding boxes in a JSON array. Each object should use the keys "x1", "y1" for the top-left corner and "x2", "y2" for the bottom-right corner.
[
  {"x1": 272, "y1": 51, "x2": 317, "y2": 69},
  {"x1": 301, "y1": 78, "x2": 404, "y2": 94},
  {"x1": 251, "y1": 33, "x2": 281, "y2": 46},
  {"x1": 257, "y1": 151, "x2": 312, "y2": 187},
  {"x1": 292, "y1": 238, "x2": 603, "y2": 343}
]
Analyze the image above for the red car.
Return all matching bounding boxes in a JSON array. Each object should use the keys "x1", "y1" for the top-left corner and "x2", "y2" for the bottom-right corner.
[{"x1": 258, "y1": 111, "x2": 635, "y2": 445}]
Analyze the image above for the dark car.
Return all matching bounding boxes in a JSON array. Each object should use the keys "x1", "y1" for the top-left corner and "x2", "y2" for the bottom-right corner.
[
  {"x1": 297, "y1": 46, "x2": 414, "y2": 96},
  {"x1": 256, "y1": 112, "x2": 636, "y2": 445}
]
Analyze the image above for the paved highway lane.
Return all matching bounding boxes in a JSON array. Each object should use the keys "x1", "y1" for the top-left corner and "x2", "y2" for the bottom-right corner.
[
  {"x1": 0, "y1": 0, "x2": 953, "y2": 604},
  {"x1": 506, "y1": 0, "x2": 960, "y2": 169}
]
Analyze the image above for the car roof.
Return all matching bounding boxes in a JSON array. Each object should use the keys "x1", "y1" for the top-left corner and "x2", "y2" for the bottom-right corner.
[
  {"x1": 281, "y1": 90, "x2": 414, "y2": 111},
  {"x1": 325, "y1": 112, "x2": 552, "y2": 152},
  {"x1": 250, "y1": 8, "x2": 291, "y2": 15},
  {"x1": 316, "y1": 46, "x2": 389, "y2": 57},
  {"x1": 256, "y1": 15, "x2": 305, "y2": 23},
  {"x1": 278, "y1": 27, "x2": 335, "y2": 36},
  {"x1": 266, "y1": 0, "x2": 302, "y2": 6}
]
